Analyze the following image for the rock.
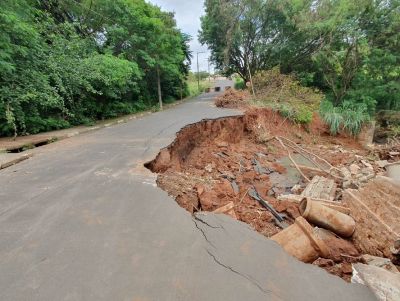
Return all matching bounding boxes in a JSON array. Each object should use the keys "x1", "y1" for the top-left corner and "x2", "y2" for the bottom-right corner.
[
  {"x1": 349, "y1": 164, "x2": 361, "y2": 175},
  {"x1": 341, "y1": 167, "x2": 352, "y2": 179},
  {"x1": 361, "y1": 160, "x2": 373, "y2": 169},
  {"x1": 213, "y1": 202, "x2": 237, "y2": 219},
  {"x1": 343, "y1": 180, "x2": 352, "y2": 189},
  {"x1": 216, "y1": 141, "x2": 228, "y2": 148},
  {"x1": 205, "y1": 163, "x2": 213, "y2": 173},
  {"x1": 313, "y1": 258, "x2": 335, "y2": 268},
  {"x1": 352, "y1": 263, "x2": 400, "y2": 301},
  {"x1": 361, "y1": 167, "x2": 374, "y2": 175},
  {"x1": 277, "y1": 194, "x2": 303, "y2": 202},
  {"x1": 392, "y1": 239, "x2": 400, "y2": 256},
  {"x1": 219, "y1": 170, "x2": 235, "y2": 180},
  {"x1": 377, "y1": 160, "x2": 389, "y2": 168},
  {"x1": 231, "y1": 181, "x2": 240, "y2": 195},
  {"x1": 361, "y1": 255, "x2": 400, "y2": 274},
  {"x1": 195, "y1": 184, "x2": 205, "y2": 196},
  {"x1": 255, "y1": 152, "x2": 267, "y2": 158},
  {"x1": 389, "y1": 151, "x2": 400, "y2": 156},
  {"x1": 342, "y1": 263, "x2": 353, "y2": 274},
  {"x1": 291, "y1": 184, "x2": 302, "y2": 194}
]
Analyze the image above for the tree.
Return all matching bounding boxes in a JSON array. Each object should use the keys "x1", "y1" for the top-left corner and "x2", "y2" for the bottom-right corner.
[
  {"x1": 200, "y1": 0, "x2": 400, "y2": 114},
  {"x1": 0, "y1": 0, "x2": 191, "y2": 136}
]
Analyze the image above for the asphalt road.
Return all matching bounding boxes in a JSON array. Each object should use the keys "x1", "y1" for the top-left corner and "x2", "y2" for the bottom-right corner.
[{"x1": 0, "y1": 80, "x2": 376, "y2": 301}]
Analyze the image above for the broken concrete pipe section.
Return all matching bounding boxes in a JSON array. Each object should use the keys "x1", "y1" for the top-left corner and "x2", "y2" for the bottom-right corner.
[
  {"x1": 271, "y1": 216, "x2": 329, "y2": 263},
  {"x1": 145, "y1": 111, "x2": 399, "y2": 285},
  {"x1": 299, "y1": 198, "x2": 356, "y2": 238}
]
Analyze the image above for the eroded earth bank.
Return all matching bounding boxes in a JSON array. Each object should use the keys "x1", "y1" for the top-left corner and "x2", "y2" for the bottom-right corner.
[{"x1": 146, "y1": 107, "x2": 400, "y2": 284}]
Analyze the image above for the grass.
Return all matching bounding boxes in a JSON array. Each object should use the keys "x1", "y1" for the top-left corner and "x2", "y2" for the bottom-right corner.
[
  {"x1": 187, "y1": 78, "x2": 214, "y2": 96},
  {"x1": 319, "y1": 100, "x2": 371, "y2": 136}
]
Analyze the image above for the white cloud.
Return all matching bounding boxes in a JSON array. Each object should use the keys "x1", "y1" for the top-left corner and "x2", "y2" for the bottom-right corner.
[{"x1": 147, "y1": 0, "x2": 213, "y2": 72}]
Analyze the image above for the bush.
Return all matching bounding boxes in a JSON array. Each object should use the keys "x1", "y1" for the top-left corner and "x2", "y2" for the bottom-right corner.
[
  {"x1": 251, "y1": 68, "x2": 322, "y2": 125},
  {"x1": 319, "y1": 100, "x2": 371, "y2": 136},
  {"x1": 234, "y1": 78, "x2": 246, "y2": 90}
]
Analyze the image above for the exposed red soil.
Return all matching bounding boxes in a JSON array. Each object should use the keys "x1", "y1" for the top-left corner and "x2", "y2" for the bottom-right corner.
[
  {"x1": 215, "y1": 89, "x2": 250, "y2": 108},
  {"x1": 146, "y1": 108, "x2": 377, "y2": 281}
]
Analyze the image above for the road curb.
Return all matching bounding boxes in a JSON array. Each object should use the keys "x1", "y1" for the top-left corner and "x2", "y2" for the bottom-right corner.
[
  {"x1": 0, "y1": 98, "x2": 191, "y2": 171},
  {"x1": 0, "y1": 153, "x2": 33, "y2": 170}
]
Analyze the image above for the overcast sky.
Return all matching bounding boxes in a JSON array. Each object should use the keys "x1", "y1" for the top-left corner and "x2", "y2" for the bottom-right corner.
[{"x1": 147, "y1": 0, "x2": 212, "y2": 73}]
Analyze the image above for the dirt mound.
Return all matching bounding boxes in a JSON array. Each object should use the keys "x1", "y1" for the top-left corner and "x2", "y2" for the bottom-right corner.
[{"x1": 215, "y1": 89, "x2": 250, "y2": 108}]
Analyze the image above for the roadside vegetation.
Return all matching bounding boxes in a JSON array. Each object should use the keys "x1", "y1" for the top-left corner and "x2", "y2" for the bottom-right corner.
[
  {"x1": 0, "y1": 0, "x2": 192, "y2": 137},
  {"x1": 200, "y1": 0, "x2": 399, "y2": 137},
  {"x1": 187, "y1": 72, "x2": 214, "y2": 97}
]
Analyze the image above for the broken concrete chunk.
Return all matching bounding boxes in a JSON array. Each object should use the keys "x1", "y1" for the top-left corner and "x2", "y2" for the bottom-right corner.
[
  {"x1": 349, "y1": 164, "x2": 361, "y2": 175},
  {"x1": 213, "y1": 202, "x2": 237, "y2": 219},
  {"x1": 361, "y1": 160, "x2": 373, "y2": 169},
  {"x1": 377, "y1": 160, "x2": 389, "y2": 168},
  {"x1": 386, "y1": 162, "x2": 400, "y2": 181},
  {"x1": 361, "y1": 255, "x2": 399, "y2": 274},
  {"x1": 277, "y1": 194, "x2": 303, "y2": 202},
  {"x1": 341, "y1": 167, "x2": 352, "y2": 179},
  {"x1": 301, "y1": 176, "x2": 337, "y2": 202},
  {"x1": 251, "y1": 158, "x2": 270, "y2": 175},
  {"x1": 291, "y1": 184, "x2": 302, "y2": 194},
  {"x1": 352, "y1": 263, "x2": 400, "y2": 301}
]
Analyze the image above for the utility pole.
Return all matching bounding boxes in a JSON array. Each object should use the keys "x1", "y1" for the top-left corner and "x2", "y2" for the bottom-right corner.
[
  {"x1": 197, "y1": 51, "x2": 205, "y2": 92},
  {"x1": 208, "y1": 58, "x2": 211, "y2": 82}
]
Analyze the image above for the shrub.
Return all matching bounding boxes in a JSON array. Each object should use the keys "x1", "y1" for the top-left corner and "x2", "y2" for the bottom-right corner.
[
  {"x1": 319, "y1": 100, "x2": 370, "y2": 136},
  {"x1": 251, "y1": 68, "x2": 322, "y2": 125},
  {"x1": 234, "y1": 78, "x2": 246, "y2": 90}
]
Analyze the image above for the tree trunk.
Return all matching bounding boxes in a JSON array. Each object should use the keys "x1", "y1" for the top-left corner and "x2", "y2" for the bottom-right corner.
[{"x1": 157, "y1": 65, "x2": 163, "y2": 110}]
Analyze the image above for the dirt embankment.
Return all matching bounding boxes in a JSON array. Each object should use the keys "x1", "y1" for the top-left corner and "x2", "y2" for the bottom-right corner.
[{"x1": 146, "y1": 108, "x2": 364, "y2": 234}]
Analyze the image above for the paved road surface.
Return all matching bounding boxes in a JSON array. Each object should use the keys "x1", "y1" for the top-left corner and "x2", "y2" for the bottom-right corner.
[{"x1": 0, "y1": 80, "x2": 376, "y2": 300}]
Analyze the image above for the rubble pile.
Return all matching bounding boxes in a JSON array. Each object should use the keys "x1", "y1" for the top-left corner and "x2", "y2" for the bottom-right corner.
[
  {"x1": 146, "y1": 107, "x2": 400, "y2": 294},
  {"x1": 214, "y1": 89, "x2": 250, "y2": 108}
]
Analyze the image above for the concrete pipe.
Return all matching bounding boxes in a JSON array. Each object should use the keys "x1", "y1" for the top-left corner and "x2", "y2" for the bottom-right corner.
[
  {"x1": 271, "y1": 217, "x2": 330, "y2": 263},
  {"x1": 300, "y1": 198, "x2": 356, "y2": 238}
]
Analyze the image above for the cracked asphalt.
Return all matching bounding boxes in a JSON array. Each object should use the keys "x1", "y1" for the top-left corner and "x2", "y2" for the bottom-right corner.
[{"x1": 0, "y1": 80, "x2": 376, "y2": 300}]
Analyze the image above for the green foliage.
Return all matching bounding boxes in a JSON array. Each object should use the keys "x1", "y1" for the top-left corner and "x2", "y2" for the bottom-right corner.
[
  {"x1": 201, "y1": 0, "x2": 400, "y2": 123},
  {"x1": 320, "y1": 100, "x2": 370, "y2": 136},
  {"x1": 251, "y1": 68, "x2": 322, "y2": 125},
  {"x1": 0, "y1": 0, "x2": 191, "y2": 137},
  {"x1": 187, "y1": 73, "x2": 213, "y2": 96},
  {"x1": 253, "y1": 68, "x2": 323, "y2": 110},
  {"x1": 234, "y1": 77, "x2": 246, "y2": 90}
]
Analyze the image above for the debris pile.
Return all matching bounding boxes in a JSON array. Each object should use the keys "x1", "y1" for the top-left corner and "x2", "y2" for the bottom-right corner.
[
  {"x1": 214, "y1": 89, "x2": 250, "y2": 108},
  {"x1": 146, "y1": 108, "x2": 400, "y2": 287}
]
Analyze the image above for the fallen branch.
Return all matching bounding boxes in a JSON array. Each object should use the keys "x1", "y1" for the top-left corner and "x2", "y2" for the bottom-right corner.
[
  {"x1": 277, "y1": 136, "x2": 344, "y2": 180},
  {"x1": 275, "y1": 136, "x2": 311, "y2": 182}
]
